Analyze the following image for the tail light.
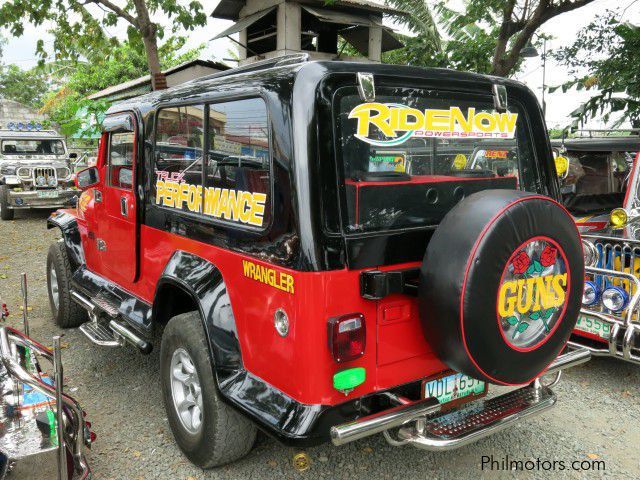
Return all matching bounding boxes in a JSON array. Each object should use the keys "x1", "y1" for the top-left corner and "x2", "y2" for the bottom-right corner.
[{"x1": 328, "y1": 314, "x2": 365, "y2": 363}]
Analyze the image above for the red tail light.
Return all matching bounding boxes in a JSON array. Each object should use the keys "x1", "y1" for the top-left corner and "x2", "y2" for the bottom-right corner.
[{"x1": 328, "y1": 314, "x2": 365, "y2": 363}]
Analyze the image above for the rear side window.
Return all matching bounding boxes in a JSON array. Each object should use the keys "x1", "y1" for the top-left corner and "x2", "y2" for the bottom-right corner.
[
  {"x1": 108, "y1": 132, "x2": 135, "y2": 189},
  {"x1": 153, "y1": 98, "x2": 271, "y2": 229}
]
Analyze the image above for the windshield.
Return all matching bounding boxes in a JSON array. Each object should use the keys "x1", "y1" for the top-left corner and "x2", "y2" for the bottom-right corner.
[
  {"x1": 1, "y1": 139, "x2": 65, "y2": 155},
  {"x1": 334, "y1": 87, "x2": 541, "y2": 233},
  {"x1": 560, "y1": 151, "x2": 635, "y2": 215}
]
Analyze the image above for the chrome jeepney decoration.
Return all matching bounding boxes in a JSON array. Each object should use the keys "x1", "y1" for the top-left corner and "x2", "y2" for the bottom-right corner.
[
  {"x1": 577, "y1": 235, "x2": 640, "y2": 363},
  {"x1": 0, "y1": 281, "x2": 93, "y2": 479}
]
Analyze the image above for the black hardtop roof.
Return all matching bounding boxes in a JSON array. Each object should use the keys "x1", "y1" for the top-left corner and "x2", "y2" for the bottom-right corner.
[
  {"x1": 551, "y1": 136, "x2": 640, "y2": 153},
  {"x1": 105, "y1": 59, "x2": 530, "y2": 118}
]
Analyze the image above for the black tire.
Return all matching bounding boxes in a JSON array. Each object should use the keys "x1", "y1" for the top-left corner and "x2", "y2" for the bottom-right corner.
[
  {"x1": 47, "y1": 241, "x2": 87, "y2": 328},
  {"x1": 419, "y1": 190, "x2": 583, "y2": 386},
  {"x1": 160, "y1": 311, "x2": 256, "y2": 468},
  {"x1": 0, "y1": 185, "x2": 14, "y2": 221}
]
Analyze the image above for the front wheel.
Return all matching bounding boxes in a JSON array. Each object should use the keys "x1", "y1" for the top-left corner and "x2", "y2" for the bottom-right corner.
[
  {"x1": 47, "y1": 241, "x2": 87, "y2": 328},
  {"x1": 160, "y1": 311, "x2": 256, "y2": 468},
  {"x1": 0, "y1": 185, "x2": 14, "y2": 221}
]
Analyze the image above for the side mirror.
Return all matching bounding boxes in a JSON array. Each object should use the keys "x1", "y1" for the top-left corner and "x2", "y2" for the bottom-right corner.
[
  {"x1": 76, "y1": 167, "x2": 100, "y2": 190},
  {"x1": 69, "y1": 152, "x2": 78, "y2": 160}
]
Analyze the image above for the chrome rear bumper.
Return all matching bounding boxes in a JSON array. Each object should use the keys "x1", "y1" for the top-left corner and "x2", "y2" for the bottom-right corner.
[{"x1": 330, "y1": 347, "x2": 590, "y2": 450}]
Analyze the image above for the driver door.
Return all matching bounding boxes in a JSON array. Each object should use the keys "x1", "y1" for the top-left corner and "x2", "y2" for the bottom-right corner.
[{"x1": 97, "y1": 117, "x2": 138, "y2": 287}]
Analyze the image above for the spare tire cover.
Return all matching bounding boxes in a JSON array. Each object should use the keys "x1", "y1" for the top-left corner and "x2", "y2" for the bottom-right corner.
[{"x1": 419, "y1": 189, "x2": 583, "y2": 385}]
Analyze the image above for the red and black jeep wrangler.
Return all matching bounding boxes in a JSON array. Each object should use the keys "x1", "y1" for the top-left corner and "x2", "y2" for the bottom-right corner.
[{"x1": 46, "y1": 56, "x2": 590, "y2": 468}]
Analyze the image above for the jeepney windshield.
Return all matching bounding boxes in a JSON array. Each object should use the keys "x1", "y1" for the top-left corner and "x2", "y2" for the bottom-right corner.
[
  {"x1": 334, "y1": 87, "x2": 542, "y2": 233},
  {"x1": 560, "y1": 151, "x2": 635, "y2": 215},
  {"x1": 1, "y1": 139, "x2": 65, "y2": 156}
]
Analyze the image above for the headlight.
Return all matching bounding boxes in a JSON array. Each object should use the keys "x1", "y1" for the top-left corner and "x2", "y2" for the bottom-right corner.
[
  {"x1": 36, "y1": 175, "x2": 46, "y2": 186},
  {"x1": 17, "y1": 167, "x2": 31, "y2": 179},
  {"x1": 602, "y1": 286, "x2": 629, "y2": 312},
  {"x1": 582, "y1": 281, "x2": 600, "y2": 306},
  {"x1": 0, "y1": 165, "x2": 17, "y2": 175},
  {"x1": 47, "y1": 176, "x2": 57, "y2": 187},
  {"x1": 56, "y1": 167, "x2": 71, "y2": 179},
  {"x1": 582, "y1": 240, "x2": 599, "y2": 267}
]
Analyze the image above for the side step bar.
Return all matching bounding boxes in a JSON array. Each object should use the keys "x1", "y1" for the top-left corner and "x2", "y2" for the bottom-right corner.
[
  {"x1": 331, "y1": 347, "x2": 591, "y2": 450},
  {"x1": 71, "y1": 290, "x2": 152, "y2": 354}
]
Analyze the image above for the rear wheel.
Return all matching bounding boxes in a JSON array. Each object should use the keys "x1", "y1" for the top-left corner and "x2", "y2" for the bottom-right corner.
[
  {"x1": 47, "y1": 241, "x2": 86, "y2": 328},
  {"x1": 160, "y1": 311, "x2": 256, "y2": 468},
  {"x1": 0, "y1": 185, "x2": 14, "y2": 221}
]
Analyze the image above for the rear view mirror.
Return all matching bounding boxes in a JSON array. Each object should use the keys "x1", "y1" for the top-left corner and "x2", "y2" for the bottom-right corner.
[
  {"x1": 69, "y1": 152, "x2": 78, "y2": 160},
  {"x1": 76, "y1": 167, "x2": 100, "y2": 190}
]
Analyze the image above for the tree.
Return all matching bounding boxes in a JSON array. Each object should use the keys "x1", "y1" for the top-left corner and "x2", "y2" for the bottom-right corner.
[
  {"x1": 0, "y1": 64, "x2": 50, "y2": 108},
  {"x1": 387, "y1": 0, "x2": 597, "y2": 77},
  {"x1": 41, "y1": 37, "x2": 204, "y2": 137},
  {"x1": 0, "y1": 0, "x2": 208, "y2": 90},
  {"x1": 552, "y1": 11, "x2": 640, "y2": 128}
]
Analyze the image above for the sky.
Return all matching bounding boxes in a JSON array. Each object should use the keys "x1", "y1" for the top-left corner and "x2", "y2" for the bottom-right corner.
[{"x1": 1, "y1": 0, "x2": 638, "y2": 130}]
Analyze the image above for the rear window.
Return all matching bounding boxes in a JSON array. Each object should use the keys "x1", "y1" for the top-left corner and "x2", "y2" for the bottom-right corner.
[
  {"x1": 334, "y1": 87, "x2": 541, "y2": 233},
  {"x1": 561, "y1": 151, "x2": 635, "y2": 215}
]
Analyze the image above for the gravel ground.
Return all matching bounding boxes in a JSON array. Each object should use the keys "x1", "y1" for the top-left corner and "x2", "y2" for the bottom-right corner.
[{"x1": 1, "y1": 210, "x2": 639, "y2": 480}]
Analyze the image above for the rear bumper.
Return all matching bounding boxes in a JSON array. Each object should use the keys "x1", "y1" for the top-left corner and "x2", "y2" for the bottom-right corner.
[
  {"x1": 6, "y1": 188, "x2": 77, "y2": 209},
  {"x1": 330, "y1": 347, "x2": 590, "y2": 450}
]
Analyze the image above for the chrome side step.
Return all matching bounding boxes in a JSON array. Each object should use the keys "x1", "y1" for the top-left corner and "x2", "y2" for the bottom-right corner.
[
  {"x1": 330, "y1": 347, "x2": 591, "y2": 450},
  {"x1": 71, "y1": 290, "x2": 153, "y2": 354},
  {"x1": 79, "y1": 320, "x2": 122, "y2": 348}
]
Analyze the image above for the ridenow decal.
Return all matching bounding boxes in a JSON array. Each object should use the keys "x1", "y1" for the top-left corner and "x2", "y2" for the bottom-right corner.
[{"x1": 349, "y1": 103, "x2": 518, "y2": 146}]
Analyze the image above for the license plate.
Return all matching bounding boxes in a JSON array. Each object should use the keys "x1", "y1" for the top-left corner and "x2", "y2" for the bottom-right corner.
[
  {"x1": 37, "y1": 190, "x2": 59, "y2": 199},
  {"x1": 423, "y1": 372, "x2": 486, "y2": 405},
  {"x1": 575, "y1": 315, "x2": 611, "y2": 340}
]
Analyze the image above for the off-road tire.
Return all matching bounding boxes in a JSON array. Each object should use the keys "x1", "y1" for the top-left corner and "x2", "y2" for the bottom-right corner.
[
  {"x1": 0, "y1": 185, "x2": 14, "y2": 221},
  {"x1": 47, "y1": 241, "x2": 87, "y2": 328},
  {"x1": 160, "y1": 311, "x2": 256, "y2": 468}
]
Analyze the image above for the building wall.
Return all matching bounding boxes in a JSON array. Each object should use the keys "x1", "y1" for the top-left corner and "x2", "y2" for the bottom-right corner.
[{"x1": 0, "y1": 99, "x2": 48, "y2": 127}]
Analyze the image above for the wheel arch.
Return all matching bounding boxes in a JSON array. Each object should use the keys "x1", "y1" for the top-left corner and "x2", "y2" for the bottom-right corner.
[
  {"x1": 154, "y1": 251, "x2": 243, "y2": 374},
  {"x1": 47, "y1": 211, "x2": 84, "y2": 271}
]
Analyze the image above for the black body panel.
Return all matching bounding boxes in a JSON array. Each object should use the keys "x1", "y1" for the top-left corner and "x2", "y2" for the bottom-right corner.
[{"x1": 47, "y1": 211, "x2": 84, "y2": 271}]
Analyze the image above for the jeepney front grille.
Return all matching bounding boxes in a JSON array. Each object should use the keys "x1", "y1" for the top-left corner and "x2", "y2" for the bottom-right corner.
[
  {"x1": 586, "y1": 239, "x2": 640, "y2": 321},
  {"x1": 32, "y1": 167, "x2": 57, "y2": 188}
]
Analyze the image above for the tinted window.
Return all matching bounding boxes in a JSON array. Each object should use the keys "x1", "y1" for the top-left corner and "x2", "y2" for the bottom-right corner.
[
  {"x1": 2, "y1": 139, "x2": 65, "y2": 155},
  {"x1": 153, "y1": 99, "x2": 271, "y2": 229},
  {"x1": 108, "y1": 132, "x2": 135, "y2": 189},
  {"x1": 154, "y1": 106, "x2": 205, "y2": 212}
]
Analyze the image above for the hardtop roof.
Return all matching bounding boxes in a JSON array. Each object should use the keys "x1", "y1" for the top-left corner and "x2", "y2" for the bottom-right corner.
[
  {"x1": 551, "y1": 137, "x2": 640, "y2": 153},
  {"x1": 105, "y1": 60, "x2": 529, "y2": 118}
]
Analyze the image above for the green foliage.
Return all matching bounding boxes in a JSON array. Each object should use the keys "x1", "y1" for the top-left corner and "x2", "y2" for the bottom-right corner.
[
  {"x1": 0, "y1": 0, "x2": 208, "y2": 65},
  {"x1": 0, "y1": 64, "x2": 50, "y2": 108},
  {"x1": 552, "y1": 11, "x2": 640, "y2": 127}
]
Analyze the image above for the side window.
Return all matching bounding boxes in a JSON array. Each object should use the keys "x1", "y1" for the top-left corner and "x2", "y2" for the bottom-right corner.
[
  {"x1": 154, "y1": 106, "x2": 205, "y2": 212},
  {"x1": 108, "y1": 132, "x2": 135, "y2": 189},
  {"x1": 153, "y1": 98, "x2": 271, "y2": 230},
  {"x1": 205, "y1": 98, "x2": 271, "y2": 228}
]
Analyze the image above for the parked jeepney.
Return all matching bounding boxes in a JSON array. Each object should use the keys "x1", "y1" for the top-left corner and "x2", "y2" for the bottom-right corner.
[
  {"x1": 0, "y1": 123, "x2": 78, "y2": 221},
  {"x1": 553, "y1": 132, "x2": 640, "y2": 363}
]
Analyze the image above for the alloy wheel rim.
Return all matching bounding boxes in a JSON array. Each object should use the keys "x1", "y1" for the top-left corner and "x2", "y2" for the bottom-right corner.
[
  {"x1": 49, "y1": 264, "x2": 59, "y2": 311},
  {"x1": 169, "y1": 348, "x2": 203, "y2": 435}
]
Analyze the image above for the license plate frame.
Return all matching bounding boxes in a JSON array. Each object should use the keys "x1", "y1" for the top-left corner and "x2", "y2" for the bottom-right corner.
[
  {"x1": 575, "y1": 315, "x2": 611, "y2": 340},
  {"x1": 37, "y1": 190, "x2": 59, "y2": 199},
  {"x1": 422, "y1": 370, "x2": 487, "y2": 409}
]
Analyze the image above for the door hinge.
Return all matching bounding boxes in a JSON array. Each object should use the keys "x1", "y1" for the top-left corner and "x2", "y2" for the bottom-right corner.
[{"x1": 360, "y1": 268, "x2": 420, "y2": 300}]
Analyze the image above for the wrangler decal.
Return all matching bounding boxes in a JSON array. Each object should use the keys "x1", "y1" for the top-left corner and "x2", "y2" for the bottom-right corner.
[{"x1": 242, "y1": 260, "x2": 294, "y2": 294}]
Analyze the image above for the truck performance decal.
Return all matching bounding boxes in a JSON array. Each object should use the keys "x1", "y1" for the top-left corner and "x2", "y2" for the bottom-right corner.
[
  {"x1": 155, "y1": 175, "x2": 267, "y2": 227},
  {"x1": 242, "y1": 260, "x2": 295, "y2": 294},
  {"x1": 349, "y1": 103, "x2": 518, "y2": 146}
]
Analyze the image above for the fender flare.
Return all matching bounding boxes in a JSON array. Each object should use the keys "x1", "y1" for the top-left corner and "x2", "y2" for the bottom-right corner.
[
  {"x1": 154, "y1": 251, "x2": 243, "y2": 375},
  {"x1": 47, "y1": 211, "x2": 85, "y2": 272}
]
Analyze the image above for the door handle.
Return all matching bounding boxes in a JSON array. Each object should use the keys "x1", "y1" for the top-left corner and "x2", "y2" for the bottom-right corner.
[{"x1": 120, "y1": 196, "x2": 128, "y2": 217}]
